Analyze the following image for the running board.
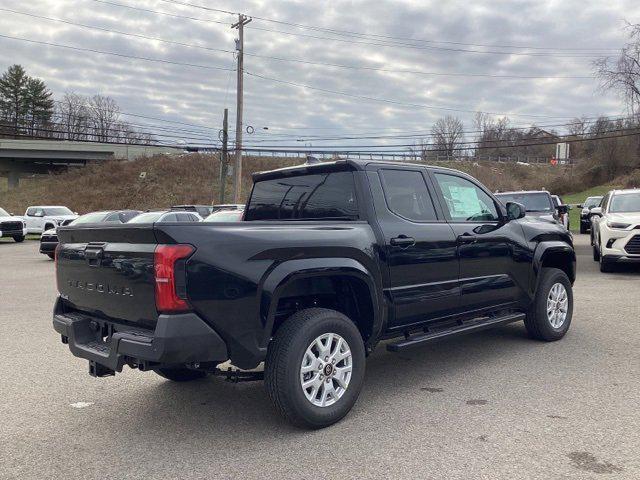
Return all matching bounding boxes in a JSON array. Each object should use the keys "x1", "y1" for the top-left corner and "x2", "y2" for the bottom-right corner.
[{"x1": 386, "y1": 312, "x2": 526, "y2": 352}]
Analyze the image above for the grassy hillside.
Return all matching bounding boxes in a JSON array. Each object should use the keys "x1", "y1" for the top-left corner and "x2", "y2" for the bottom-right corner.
[{"x1": 0, "y1": 154, "x2": 582, "y2": 215}]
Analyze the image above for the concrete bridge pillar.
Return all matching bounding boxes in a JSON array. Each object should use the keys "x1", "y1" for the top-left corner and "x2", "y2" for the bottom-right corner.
[{"x1": 7, "y1": 170, "x2": 20, "y2": 189}]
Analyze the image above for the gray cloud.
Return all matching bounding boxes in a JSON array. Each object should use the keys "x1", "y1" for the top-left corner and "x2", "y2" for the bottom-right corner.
[{"x1": 0, "y1": 0, "x2": 636, "y2": 149}]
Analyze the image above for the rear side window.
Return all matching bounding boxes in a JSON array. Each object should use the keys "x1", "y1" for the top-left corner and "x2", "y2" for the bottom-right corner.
[
  {"x1": 245, "y1": 171, "x2": 359, "y2": 221},
  {"x1": 379, "y1": 169, "x2": 437, "y2": 222}
]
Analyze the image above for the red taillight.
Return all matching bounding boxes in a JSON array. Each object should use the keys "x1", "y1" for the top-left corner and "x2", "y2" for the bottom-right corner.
[{"x1": 154, "y1": 244, "x2": 195, "y2": 313}]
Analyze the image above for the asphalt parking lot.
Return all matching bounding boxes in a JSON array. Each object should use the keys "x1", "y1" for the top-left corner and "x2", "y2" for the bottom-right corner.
[{"x1": 1, "y1": 235, "x2": 638, "y2": 479}]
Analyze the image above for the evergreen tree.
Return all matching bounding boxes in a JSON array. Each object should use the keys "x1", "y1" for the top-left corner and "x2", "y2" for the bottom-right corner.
[
  {"x1": 25, "y1": 77, "x2": 54, "y2": 137},
  {"x1": 0, "y1": 64, "x2": 29, "y2": 135}
]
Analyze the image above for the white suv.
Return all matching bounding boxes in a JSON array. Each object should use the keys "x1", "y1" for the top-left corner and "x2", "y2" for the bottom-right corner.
[
  {"x1": 591, "y1": 189, "x2": 640, "y2": 272},
  {"x1": 24, "y1": 206, "x2": 78, "y2": 234}
]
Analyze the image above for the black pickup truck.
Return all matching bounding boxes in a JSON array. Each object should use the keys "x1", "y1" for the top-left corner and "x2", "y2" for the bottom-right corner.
[{"x1": 53, "y1": 159, "x2": 575, "y2": 428}]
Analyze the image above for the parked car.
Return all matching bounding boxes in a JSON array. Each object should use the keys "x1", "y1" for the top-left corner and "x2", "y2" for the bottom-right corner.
[
  {"x1": 53, "y1": 160, "x2": 575, "y2": 428},
  {"x1": 590, "y1": 189, "x2": 640, "y2": 272},
  {"x1": 0, "y1": 207, "x2": 27, "y2": 242},
  {"x1": 551, "y1": 195, "x2": 571, "y2": 230},
  {"x1": 127, "y1": 210, "x2": 202, "y2": 223},
  {"x1": 495, "y1": 190, "x2": 567, "y2": 225},
  {"x1": 24, "y1": 206, "x2": 78, "y2": 234},
  {"x1": 40, "y1": 210, "x2": 141, "y2": 259},
  {"x1": 202, "y1": 208, "x2": 244, "y2": 222},
  {"x1": 171, "y1": 205, "x2": 216, "y2": 218},
  {"x1": 578, "y1": 196, "x2": 603, "y2": 233}
]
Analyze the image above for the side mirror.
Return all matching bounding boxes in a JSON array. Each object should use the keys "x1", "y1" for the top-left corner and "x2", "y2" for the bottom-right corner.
[
  {"x1": 506, "y1": 202, "x2": 526, "y2": 221},
  {"x1": 590, "y1": 207, "x2": 602, "y2": 216},
  {"x1": 9, "y1": 212, "x2": 14, "y2": 216},
  {"x1": 577, "y1": 204, "x2": 583, "y2": 209},
  {"x1": 74, "y1": 212, "x2": 78, "y2": 215},
  {"x1": 557, "y1": 205, "x2": 569, "y2": 214}
]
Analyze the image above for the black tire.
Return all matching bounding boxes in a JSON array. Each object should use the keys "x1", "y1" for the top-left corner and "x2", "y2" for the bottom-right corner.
[
  {"x1": 579, "y1": 224, "x2": 587, "y2": 234},
  {"x1": 47, "y1": 253, "x2": 55, "y2": 260},
  {"x1": 155, "y1": 367, "x2": 208, "y2": 382},
  {"x1": 13, "y1": 235, "x2": 25, "y2": 243},
  {"x1": 265, "y1": 308, "x2": 366, "y2": 429},
  {"x1": 599, "y1": 254, "x2": 614, "y2": 273},
  {"x1": 524, "y1": 268, "x2": 573, "y2": 341},
  {"x1": 592, "y1": 244, "x2": 600, "y2": 262}
]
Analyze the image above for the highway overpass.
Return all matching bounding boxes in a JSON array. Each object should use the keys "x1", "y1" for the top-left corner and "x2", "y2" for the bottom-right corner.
[{"x1": 0, "y1": 139, "x2": 180, "y2": 189}]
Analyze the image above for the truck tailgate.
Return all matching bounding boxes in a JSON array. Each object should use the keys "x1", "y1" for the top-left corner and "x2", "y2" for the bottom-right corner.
[{"x1": 56, "y1": 226, "x2": 159, "y2": 328}]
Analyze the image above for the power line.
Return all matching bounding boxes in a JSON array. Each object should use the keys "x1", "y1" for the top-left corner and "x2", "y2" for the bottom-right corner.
[
  {"x1": 245, "y1": 71, "x2": 578, "y2": 119},
  {"x1": 4, "y1": 6, "x2": 592, "y2": 81},
  {"x1": 237, "y1": 125, "x2": 640, "y2": 149},
  {"x1": 155, "y1": 0, "x2": 617, "y2": 53},
  {"x1": 244, "y1": 24, "x2": 601, "y2": 58},
  {"x1": 0, "y1": 7, "x2": 235, "y2": 56},
  {"x1": 243, "y1": 52, "x2": 594, "y2": 79},
  {"x1": 90, "y1": 0, "x2": 229, "y2": 25},
  {"x1": 0, "y1": 34, "x2": 235, "y2": 72},
  {"x1": 234, "y1": 129, "x2": 640, "y2": 154}
]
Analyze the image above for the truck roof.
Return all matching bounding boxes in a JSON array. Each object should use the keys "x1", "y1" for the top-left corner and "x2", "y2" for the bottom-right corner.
[
  {"x1": 495, "y1": 190, "x2": 551, "y2": 195},
  {"x1": 252, "y1": 158, "x2": 462, "y2": 181}
]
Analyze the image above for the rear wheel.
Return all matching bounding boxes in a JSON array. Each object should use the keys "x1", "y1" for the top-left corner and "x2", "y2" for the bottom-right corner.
[
  {"x1": 525, "y1": 268, "x2": 573, "y2": 341},
  {"x1": 265, "y1": 308, "x2": 366, "y2": 429},
  {"x1": 47, "y1": 253, "x2": 55, "y2": 260},
  {"x1": 592, "y1": 244, "x2": 600, "y2": 261},
  {"x1": 13, "y1": 235, "x2": 25, "y2": 243},
  {"x1": 155, "y1": 367, "x2": 208, "y2": 382}
]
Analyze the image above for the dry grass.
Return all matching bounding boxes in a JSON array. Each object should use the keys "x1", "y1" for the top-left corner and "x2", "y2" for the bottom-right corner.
[{"x1": 0, "y1": 154, "x2": 583, "y2": 214}]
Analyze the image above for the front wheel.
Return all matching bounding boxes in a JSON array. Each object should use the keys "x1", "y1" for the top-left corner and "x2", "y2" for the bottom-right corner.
[
  {"x1": 13, "y1": 235, "x2": 25, "y2": 243},
  {"x1": 524, "y1": 268, "x2": 573, "y2": 341},
  {"x1": 265, "y1": 308, "x2": 366, "y2": 429},
  {"x1": 599, "y1": 252, "x2": 614, "y2": 273}
]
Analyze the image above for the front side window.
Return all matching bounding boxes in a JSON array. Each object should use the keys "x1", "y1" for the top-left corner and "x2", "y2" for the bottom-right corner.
[
  {"x1": 609, "y1": 193, "x2": 640, "y2": 213},
  {"x1": 434, "y1": 173, "x2": 499, "y2": 222},
  {"x1": 245, "y1": 171, "x2": 358, "y2": 221},
  {"x1": 380, "y1": 169, "x2": 437, "y2": 222},
  {"x1": 43, "y1": 207, "x2": 74, "y2": 216},
  {"x1": 0, "y1": 207, "x2": 9, "y2": 216},
  {"x1": 584, "y1": 197, "x2": 602, "y2": 208}
]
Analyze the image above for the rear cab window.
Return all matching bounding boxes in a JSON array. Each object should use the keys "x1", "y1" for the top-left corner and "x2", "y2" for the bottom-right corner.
[
  {"x1": 379, "y1": 169, "x2": 437, "y2": 222},
  {"x1": 245, "y1": 171, "x2": 359, "y2": 221}
]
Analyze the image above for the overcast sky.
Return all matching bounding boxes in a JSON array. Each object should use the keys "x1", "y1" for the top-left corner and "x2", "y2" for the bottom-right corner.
[{"x1": 0, "y1": 0, "x2": 638, "y2": 149}]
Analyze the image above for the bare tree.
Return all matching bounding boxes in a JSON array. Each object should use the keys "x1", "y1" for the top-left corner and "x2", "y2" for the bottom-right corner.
[
  {"x1": 56, "y1": 92, "x2": 91, "y2": 140},
  {"x1": 595, "y1": 23, "x2": 640, "y2": 114},
  {"x1": 88, "y1": 94, "x2": 120, "y2": 142},
  {"x1": 430, "y1": 115, "x2": 465, "y2": 157}
]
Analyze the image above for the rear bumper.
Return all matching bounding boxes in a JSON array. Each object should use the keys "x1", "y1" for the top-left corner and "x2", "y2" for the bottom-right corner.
[{"x1": 52, "y1": 297, "x2": 228, "y2": 374}]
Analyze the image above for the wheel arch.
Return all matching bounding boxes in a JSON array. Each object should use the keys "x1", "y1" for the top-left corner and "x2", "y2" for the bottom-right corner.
[
  {"x1": 532, "y1": 242, "x2": 576, "y2": 292},
  {"x1": 259, "y1": 258, "x2": 383, "y2": 351}
]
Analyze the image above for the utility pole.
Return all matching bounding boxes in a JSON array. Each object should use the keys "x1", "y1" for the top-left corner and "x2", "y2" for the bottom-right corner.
[
  {"x1": 219, "y1": 108, "x2": 229, "y2": 204},
  {"x1": 232, "y1": 14, "x2": 252, "y2": 203}
]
